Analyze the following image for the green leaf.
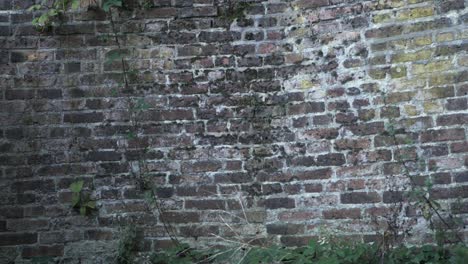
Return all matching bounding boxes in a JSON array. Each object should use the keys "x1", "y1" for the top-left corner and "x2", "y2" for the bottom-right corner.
[
  {"x1": 71, "y1": 0, "x2": 80, "y2": 9},
  {"x1": 126, "y1": 131, "x2": 136, "y2": 139},
  {"x1": 71, "y1": 192, "x2": 80, "y2": 207},
  {"x1": 80, "y1": 206, "x2": 87, "y2": 216},
  {"x1": 86, "y1": 200, "x2": 96, "y2": 209},
  {"x1": 28, "y1": 4, "x2": 42, "y2": 12},
  {"x1": 103, "y1": 0, "x2": 122, "y2": 12},
  {"x1": 70, "y1": 180, "x2": 84, "y2": 193}
]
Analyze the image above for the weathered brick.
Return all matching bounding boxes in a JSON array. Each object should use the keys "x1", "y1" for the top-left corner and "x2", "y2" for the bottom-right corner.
[
  {"x1": 451, "y1": 142, "x2": 468, "y2": 153},
  {"x1": 266, "y1": 223, "x2": 303, "y2": 235},
  {"x1": 316, "y1": 153, "x2": 346, "y2": 166},
  {"x1": 0, "y1": 233, "x2": 37, "y2": 246},
  {"x1": 436, "y1": 114, "x2": 468, "y2": 126},
  {"x1": 421, "y1": 129, "x2": 465, "y2": 142},
  {"x1": 64, "y1": 112, "x2": 104, "y2": 123},
  {"x1": 440, "y1": 0, "x2": 465, "y2": 13},
  {"x1": 86, "y1": 151, "x2": 121, "y2": 162},
  {"x1": 22, "y1": 245, "x2": 64, "y2": 258},
  {"x1": 341, "y1": 192, "x2": 381, "y2": 204},
  {"x1": 263, "y1": 197, "x2": 295, "y2": 209},
  {"x1": 287, "y1": 102, "x2": 325, "y2": 115},
  {"x1": 293, "y1": 0, "x2": 329, "y2": 9},
  {"x1": 286, "y1": 168, "x2": 332, "y2": 181},
  {"x1": 181, "y1": 161, "x2": 222, "y2": 173},
  {"x1": 185, "y1": 199, "x2": 225, "y2": 210},
  {"x1": 323, "y1": 208, "x2": 361, "y2": 219}
]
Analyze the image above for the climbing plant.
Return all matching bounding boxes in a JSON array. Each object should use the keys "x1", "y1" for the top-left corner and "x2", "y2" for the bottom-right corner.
[{"x1": 28, "y1": 0, "x2": 80, "y2": 30}]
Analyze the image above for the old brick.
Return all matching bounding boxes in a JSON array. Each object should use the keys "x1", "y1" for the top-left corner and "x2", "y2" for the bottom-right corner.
[
  {"x1": 431, "y1": 186, "x2": 468, "y2": 199},
  {"x1": 264, "y1": 197, "x2": 295, "y2": 209},
  {"x1": 421, "y1": 128, "x2": 465, "y2": 142},
  {"x1": 86, "y1": 151, "x2": 121, "y2": 161},
  {"x1": 436, "y1": 114, "x2": 468, "y2": 126},
  {"x1": 185, "y1": 199, "x2": 225, "y2": 210},
  {"x1": 84, "y1": 229, "x2": 114, "y2": 240},
  {"x1": 446, "y1": 98, "x2": 467, "y2": 111},
  {"x1": 451, "y1": 202, "x2": 468, "y2": 214},
  {"x1": 266, "y1": 224, "x2": 303, "y2": 235},
  {"x1": 181, "y1": 161, "x2": 222, "y2": 173},
  {"x1": 288, "y1": 156, "x2": 315, "y2": 167},
  {"x1": 454, "y1": 171, "x2": 468, "y2": 183},
  {"x1": 341, "y1": 192, "x2": 381, "y2": 204},
  {"x1": 294, "y1": 0, "x2": 329, "y2": 9},
  {"x1": 304, "y1": 183, "x2": 322, "y2": 193},
  {"x1": 335, "y1": 139, "x2": 370, "y2": 150},
  {"x1": 12, "y1": 180, "x2": 55, "y2": 193},
  {"x1": 440, "y1": 0, "x2": 465, "y2": 13},
  {"x1": 451, "y1": 142, "x2": 468, "y2": 153},
  {"x1": 316, "y1": 153, "x2": 346, "y2": 166},
  {"x1": 287, "y1": 102, "x2": 325, "y2": 115},
  {"x1": 287, "y1": 168, "x2": 332, "y2": 181},
  {"x1": 64, "y1": 112, "x2": 104, "y2": 123},
  {"x1": 176, "y1": 185, "x2": 217, "y2": 196},
  {"x1": 323, "y1": 208, "x2": 361, "y2": 219},
  {"x1": 160, "y1": 212, "x2": 200, "y2": 223},
  {"x1": 365, "y1": 25, "x2": 403, "y2": 38},
  {"x1": 350, "y1": 122, "x2": 384, "y2": 136},
  {"x1": 22, "y1": 245, "x2": 63, "y2": 258},
  {"x1": 0, "y1": 233, "x2": 37, "y2": 246}
]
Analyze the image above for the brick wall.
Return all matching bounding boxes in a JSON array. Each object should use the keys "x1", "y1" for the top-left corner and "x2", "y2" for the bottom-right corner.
[{"x1": 1, "y1": 0, "x2": 467, "y2": 262}]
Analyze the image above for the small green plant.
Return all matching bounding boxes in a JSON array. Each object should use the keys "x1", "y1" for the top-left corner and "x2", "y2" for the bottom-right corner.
[
  {"x1": 149, "y1": 238, "x2": 468, "y2": 264},
  {"x1": 102, "y1": 0, "x2": 123, "y2": 12},
  {"x1": 70, "y1": 180, "x2": 96, "y2": 216},
  {"x1": 28, "y1": 0, "x2": 80, "y2": 30},
  {"x1": 219, "y1": 0, "x2": 251, "y2": 24},
  {"x1": 117, "y1": 226, "x2": 138, "y2": 264}
]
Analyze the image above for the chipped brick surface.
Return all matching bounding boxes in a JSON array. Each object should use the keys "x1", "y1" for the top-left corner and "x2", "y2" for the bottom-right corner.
[{"x1": 0, "y1": 0, "x2": 467, "y2": 261}]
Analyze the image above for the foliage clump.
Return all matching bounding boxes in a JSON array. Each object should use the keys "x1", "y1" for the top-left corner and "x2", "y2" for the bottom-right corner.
[
  {"x1": 117, "y1": 226, "x2": 138, "y2": 264},
  {"x1": 149, "y1": 239, "x2": 468, "y2": 264},
  {"x1": 70, "y1": 180, "x2": 96, "y2": 216}
]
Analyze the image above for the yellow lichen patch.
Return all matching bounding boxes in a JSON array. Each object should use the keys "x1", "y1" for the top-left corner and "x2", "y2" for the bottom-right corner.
[
  {"x1": 413, "y1": 60, "x2": 453, "y2": 75},
  {"x1": 436, "y1": 32, "x2": 455, "y2": 42},
  {"x1": 284, "y1": 74, "x2": 318, "y2": 92},
  {"x1": 404, "y1": 105, "x2": 419, "y2": 116},
  {"x1": 392, "y1": 49, "x2": 432, "y2": 63},
  {"x1": 428, "y1": 73, "x2": 457, "y2": 86},
  {"x1": 423, "y1": 101, "x2": 442, "y2": 113},
  {"x1": 390, "y1": 66, "x2": 407, "y2": 79},
  {"x1": 396, "y1": 7, "x2": 434, "y2": 21},
  {"x1": 373, "y1": 13, "x2": 392, "y2": 24},
  {"x1": 300, "y1": 79, "x2": 314, "y2": 89},
  {"x1": 393, "y1": 78, "x2": 426, "y2": 91},
  {"x1": 458, "y1": 55, "x2": 468, "y2": 66},
  {"x1": 423, "y1": 86, "x2": 455, "y2": 99},
  {"x1": 410, "y1": 35, "x2": 432, "y2": 47}
]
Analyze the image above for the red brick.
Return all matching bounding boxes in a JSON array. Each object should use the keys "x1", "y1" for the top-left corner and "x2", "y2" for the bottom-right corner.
[
  {"x1": 185, "y1": 199, "x2": 225, "y2": 210},
  {"x1": 323, "y1": 208, "x2": 361, "y2": 219},
  {"x1": 341, "y1": 192, "x2": 381, "y2": 204},
  {"x1": 263, "y1": 197, "x2": 295, "y2": 209},
  {"x1": 22, "y1": 245, "x2": 64, "y2": 258},
  {"x1": 0, "y1": 233, "x2": 37, "y2": 246},
  {"x1": 421, "y1": 129, "x2": 465, "y2": 143},
  {"x1": 266, "y1": 224, "x2": 304, "y2": 235}
]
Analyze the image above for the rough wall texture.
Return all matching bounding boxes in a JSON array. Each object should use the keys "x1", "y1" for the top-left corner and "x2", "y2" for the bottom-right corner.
[{"x1": 1, "y1": 0, "x2": 468, "y2": 262}]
